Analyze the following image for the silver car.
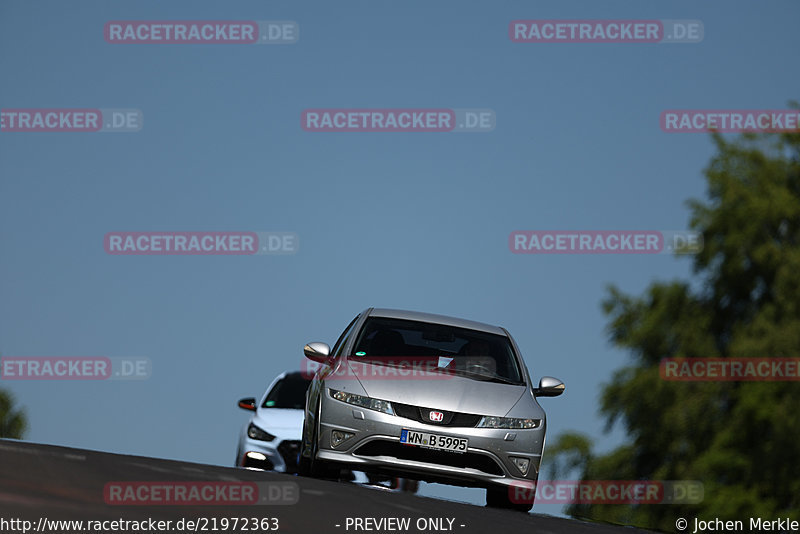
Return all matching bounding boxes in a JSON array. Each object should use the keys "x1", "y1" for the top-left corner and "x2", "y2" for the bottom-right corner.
[
  {"x1": 236, "y1": 371, "x2": 311, "y2": 473},
  {"x1": 299, "y1": 308, "x2": 564, "y2": 511}
]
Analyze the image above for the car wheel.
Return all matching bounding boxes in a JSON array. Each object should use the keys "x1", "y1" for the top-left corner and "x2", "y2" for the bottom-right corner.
[{"x1": 485, "y1": 486, "x2": 533, "y2": 513}]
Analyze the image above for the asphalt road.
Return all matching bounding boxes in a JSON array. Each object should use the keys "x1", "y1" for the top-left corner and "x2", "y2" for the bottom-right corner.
[{"x1": 0, "y1": 440, "x2": 654, "y2": 534}]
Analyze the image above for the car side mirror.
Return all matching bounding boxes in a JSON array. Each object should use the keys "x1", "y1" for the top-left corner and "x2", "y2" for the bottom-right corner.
[
  {"x1": 238, "y1": 397, "x2": 257, "y2": 411},
  {"x1": 534, "y1": 376, "x2": 565, "y2": 397},
  {"x1": 304, "y1": 342, "x2": 331, "y2": 363}
]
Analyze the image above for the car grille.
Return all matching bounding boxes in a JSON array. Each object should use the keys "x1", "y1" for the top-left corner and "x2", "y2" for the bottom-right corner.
[
  {"x1": 392, "y1": 402, "x2": 482, "y2": 427},
  {"x1": 353, "y1": 440, "x2": 504, "y2": 476},
  {"x1": 277, "y1": 440, "x2": 301, "y2": 473}
]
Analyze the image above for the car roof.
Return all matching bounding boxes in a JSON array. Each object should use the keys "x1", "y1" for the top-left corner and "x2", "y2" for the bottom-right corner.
[{"x1": 368, "y1": 308, "x2": 507, "y2": 336}]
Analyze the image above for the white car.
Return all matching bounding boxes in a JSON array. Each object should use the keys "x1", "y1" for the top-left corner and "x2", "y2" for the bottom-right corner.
[{"x1": 235, "y1": 371, "x2": 311, "y2": 473}]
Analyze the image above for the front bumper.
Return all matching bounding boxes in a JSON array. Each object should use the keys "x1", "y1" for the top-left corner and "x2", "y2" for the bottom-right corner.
[{"x1": 316, "y1": 389, "x2": 544, "y2": 489}]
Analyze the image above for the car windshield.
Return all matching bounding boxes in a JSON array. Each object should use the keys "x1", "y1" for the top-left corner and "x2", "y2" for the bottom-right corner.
[
  {"x1": 350, "y1": 317, "x2": 524, "y2": 384},
  {"x1": 262, "y1": 374, "x2": 311, "y2": 409}
]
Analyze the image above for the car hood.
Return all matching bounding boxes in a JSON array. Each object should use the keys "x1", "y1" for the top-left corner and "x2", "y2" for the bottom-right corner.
[
  {"x1": 348, "y1": 361, "x2": 527, "y2": 417},
  {"x1": 252, "y1": 408, "x2": 304, "y2": 439}
]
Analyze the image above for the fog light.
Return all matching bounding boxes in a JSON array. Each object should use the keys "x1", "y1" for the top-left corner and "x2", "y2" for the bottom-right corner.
[
  {"x1": 245, "y1": 451, "x2": 267, "y2": 462},
  {"x1": 331, "y1": 430, "x2": 354, "y2": 448},
  {"x1": 511, "y1": 456, "x2": 530, "y2": 475}
]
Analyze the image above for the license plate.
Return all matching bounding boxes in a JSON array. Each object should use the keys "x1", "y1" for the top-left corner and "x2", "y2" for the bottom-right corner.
[{"x1": 400, "y1": 429, "x2": 468, "y2": 453}]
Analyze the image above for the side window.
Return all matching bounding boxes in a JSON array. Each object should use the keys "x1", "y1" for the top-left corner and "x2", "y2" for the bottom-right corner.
[{"x1": 331, "y1": 315, "x2": 360, "y2": 359}]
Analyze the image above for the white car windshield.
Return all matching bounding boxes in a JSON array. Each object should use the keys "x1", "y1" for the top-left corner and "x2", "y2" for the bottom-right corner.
[{"x1": 263, "y1": 374, "x2": 311, "y2": 409}]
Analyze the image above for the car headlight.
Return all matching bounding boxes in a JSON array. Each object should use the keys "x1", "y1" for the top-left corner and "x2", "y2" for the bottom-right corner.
[
  {"x1": 477, "y1": 416, "x2": 541, "y2": 429},
  {"x1": 329, "y1": 389, "x2": 394, "y2": 415},
  {"x1": 247, "y1": 423, "x2": 276, "y2": 441}
]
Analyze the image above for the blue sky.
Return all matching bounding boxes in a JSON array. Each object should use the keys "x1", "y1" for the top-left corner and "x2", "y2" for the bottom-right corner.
[{"x1": 1, "y1": 0, "x2": 798, "y2": 516}]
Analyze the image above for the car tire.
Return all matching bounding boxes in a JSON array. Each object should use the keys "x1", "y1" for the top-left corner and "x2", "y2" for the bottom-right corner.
[{"x1": 485, "y1": 486, "x2": 533, "y2": 513}]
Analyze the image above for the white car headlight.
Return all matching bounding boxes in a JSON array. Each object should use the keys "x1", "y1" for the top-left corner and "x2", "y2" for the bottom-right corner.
[
  {"x1": 247, "y1": 422, "x2": 276, "y2": 441},
  {"x1": 329, "y1": 389, "x2": 394, "y2": 415},
  {"x1": 477, "y1": 416, "x2": 541, "y2": 429}
]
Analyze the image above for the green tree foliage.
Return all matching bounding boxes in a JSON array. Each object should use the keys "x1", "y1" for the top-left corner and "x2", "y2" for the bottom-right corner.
[
  {"x1": 547, "y1": 125, "x2": 800, "y2": 531},
  {"x1": 0, "y1": 389, "x2": 27, "y2": 439}
]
